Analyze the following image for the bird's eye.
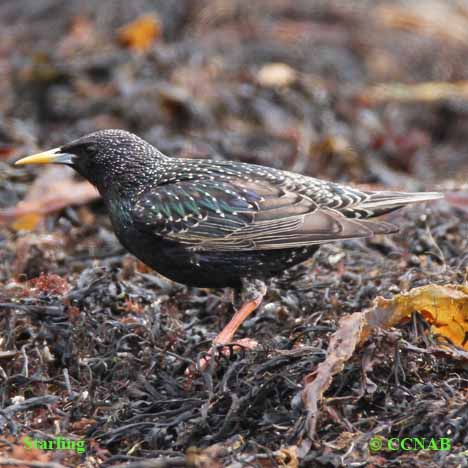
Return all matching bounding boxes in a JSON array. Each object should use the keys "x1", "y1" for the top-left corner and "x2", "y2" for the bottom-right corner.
[{"x1": 85, "y1": 143, "x2": 97, "y2": 155}]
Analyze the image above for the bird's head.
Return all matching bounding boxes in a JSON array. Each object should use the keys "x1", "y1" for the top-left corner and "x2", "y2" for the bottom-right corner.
[{"x1": 15, "y1": 129, "x2": 162, "y2": 194}]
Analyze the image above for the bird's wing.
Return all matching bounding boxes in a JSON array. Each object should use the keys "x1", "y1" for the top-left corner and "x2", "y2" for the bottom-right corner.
[{"x1": 132, "y1": 178, "x2": 397, "y2": 251}]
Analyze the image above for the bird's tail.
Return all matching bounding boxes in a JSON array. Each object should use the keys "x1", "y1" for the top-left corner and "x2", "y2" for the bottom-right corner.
[{"x1": 358, "y1": 191, "x2": 443, "y2": 218}]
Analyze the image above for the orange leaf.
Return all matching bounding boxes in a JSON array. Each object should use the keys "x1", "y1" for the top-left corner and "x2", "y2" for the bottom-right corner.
[
  {"x1": 359, "y1": 284, "x2": 468, "y2": 351},
  {"x1": 389, "y1": 284, "x2": 468, "y2": 350},
  {"x1": 11, "y1": 213, "x2": 42, "y2": 231},
  {"x1": 118, "y1": 14, "x2": 162, "y2": 52}
]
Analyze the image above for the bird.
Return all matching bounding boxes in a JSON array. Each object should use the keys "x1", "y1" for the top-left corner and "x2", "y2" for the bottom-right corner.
[{"x1": 15, "y1": 129, "x2": 443, "y2": 369}]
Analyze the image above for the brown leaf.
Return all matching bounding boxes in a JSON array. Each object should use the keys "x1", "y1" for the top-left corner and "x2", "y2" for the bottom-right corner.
[
  {"x1": 299, "y1": 310, "x2": 367, "y2": 449},
  {"x1": 376, "y1": 3, "x2": 468, "y2": 45},
  {"x1": 0, "y1": 166, "x2": 99, "y2": 229}
]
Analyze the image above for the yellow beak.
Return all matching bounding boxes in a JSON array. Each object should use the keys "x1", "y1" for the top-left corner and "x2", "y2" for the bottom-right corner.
[{"x1": 15, "y1": 148, "x2": 74, "y2": 166}]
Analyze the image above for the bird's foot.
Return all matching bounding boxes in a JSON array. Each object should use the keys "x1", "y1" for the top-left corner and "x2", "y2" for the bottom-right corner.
[
  {"x1": 189, "y1": 338, "x2": 259, "y2": 378},
  {"x1": 186, "y1": 281, "x2": 266, "y2": 378}
]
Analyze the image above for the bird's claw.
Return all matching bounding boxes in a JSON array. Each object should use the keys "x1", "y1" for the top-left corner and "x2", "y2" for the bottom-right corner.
[{"x1": 185, "y1": 338, "x2": 258, "y2": 379}]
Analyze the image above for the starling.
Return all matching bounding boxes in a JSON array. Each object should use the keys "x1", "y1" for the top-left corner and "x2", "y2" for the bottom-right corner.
[{"x1": 15, "y1": 130, "x2": 443, "y2": 365}]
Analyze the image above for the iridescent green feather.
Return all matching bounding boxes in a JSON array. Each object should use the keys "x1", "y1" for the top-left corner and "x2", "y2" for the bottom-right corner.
[{"x1": 172, "y1": 202, "x2": 186, "y2": 218}]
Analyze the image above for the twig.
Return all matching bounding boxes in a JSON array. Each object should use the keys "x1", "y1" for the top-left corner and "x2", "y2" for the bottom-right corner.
[{"x1": 0, "y1": 395, "x2": 59, "y2": 428}]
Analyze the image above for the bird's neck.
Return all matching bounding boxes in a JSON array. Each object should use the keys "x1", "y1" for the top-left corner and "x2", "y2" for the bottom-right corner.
[{"x1": 95, "y1": 154, "x2": 167, "y2": 200}]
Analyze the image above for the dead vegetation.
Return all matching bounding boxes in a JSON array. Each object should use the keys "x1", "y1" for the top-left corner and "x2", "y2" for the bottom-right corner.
[{"x1": 1, "y1": 1, "x2": 468, "y2": 467}]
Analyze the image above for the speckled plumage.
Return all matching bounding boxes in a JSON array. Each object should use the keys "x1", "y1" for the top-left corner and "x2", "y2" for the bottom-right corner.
[{"x1": 46, "y1": 129, "x2": 442, "y2": 288}]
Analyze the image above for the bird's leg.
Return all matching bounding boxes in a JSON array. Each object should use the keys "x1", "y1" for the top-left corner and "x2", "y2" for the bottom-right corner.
[
  {"x1": 213, "y1": 278, "x2": 266, "y2": 345},
  {"x1": 188, "y1": 279, "x2": 267, "y2": 376}
]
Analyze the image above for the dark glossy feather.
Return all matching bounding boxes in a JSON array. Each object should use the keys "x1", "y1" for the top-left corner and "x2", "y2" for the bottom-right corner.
[{"x1": 132, "y1": 159, "x2": 439, "y2": 252}]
